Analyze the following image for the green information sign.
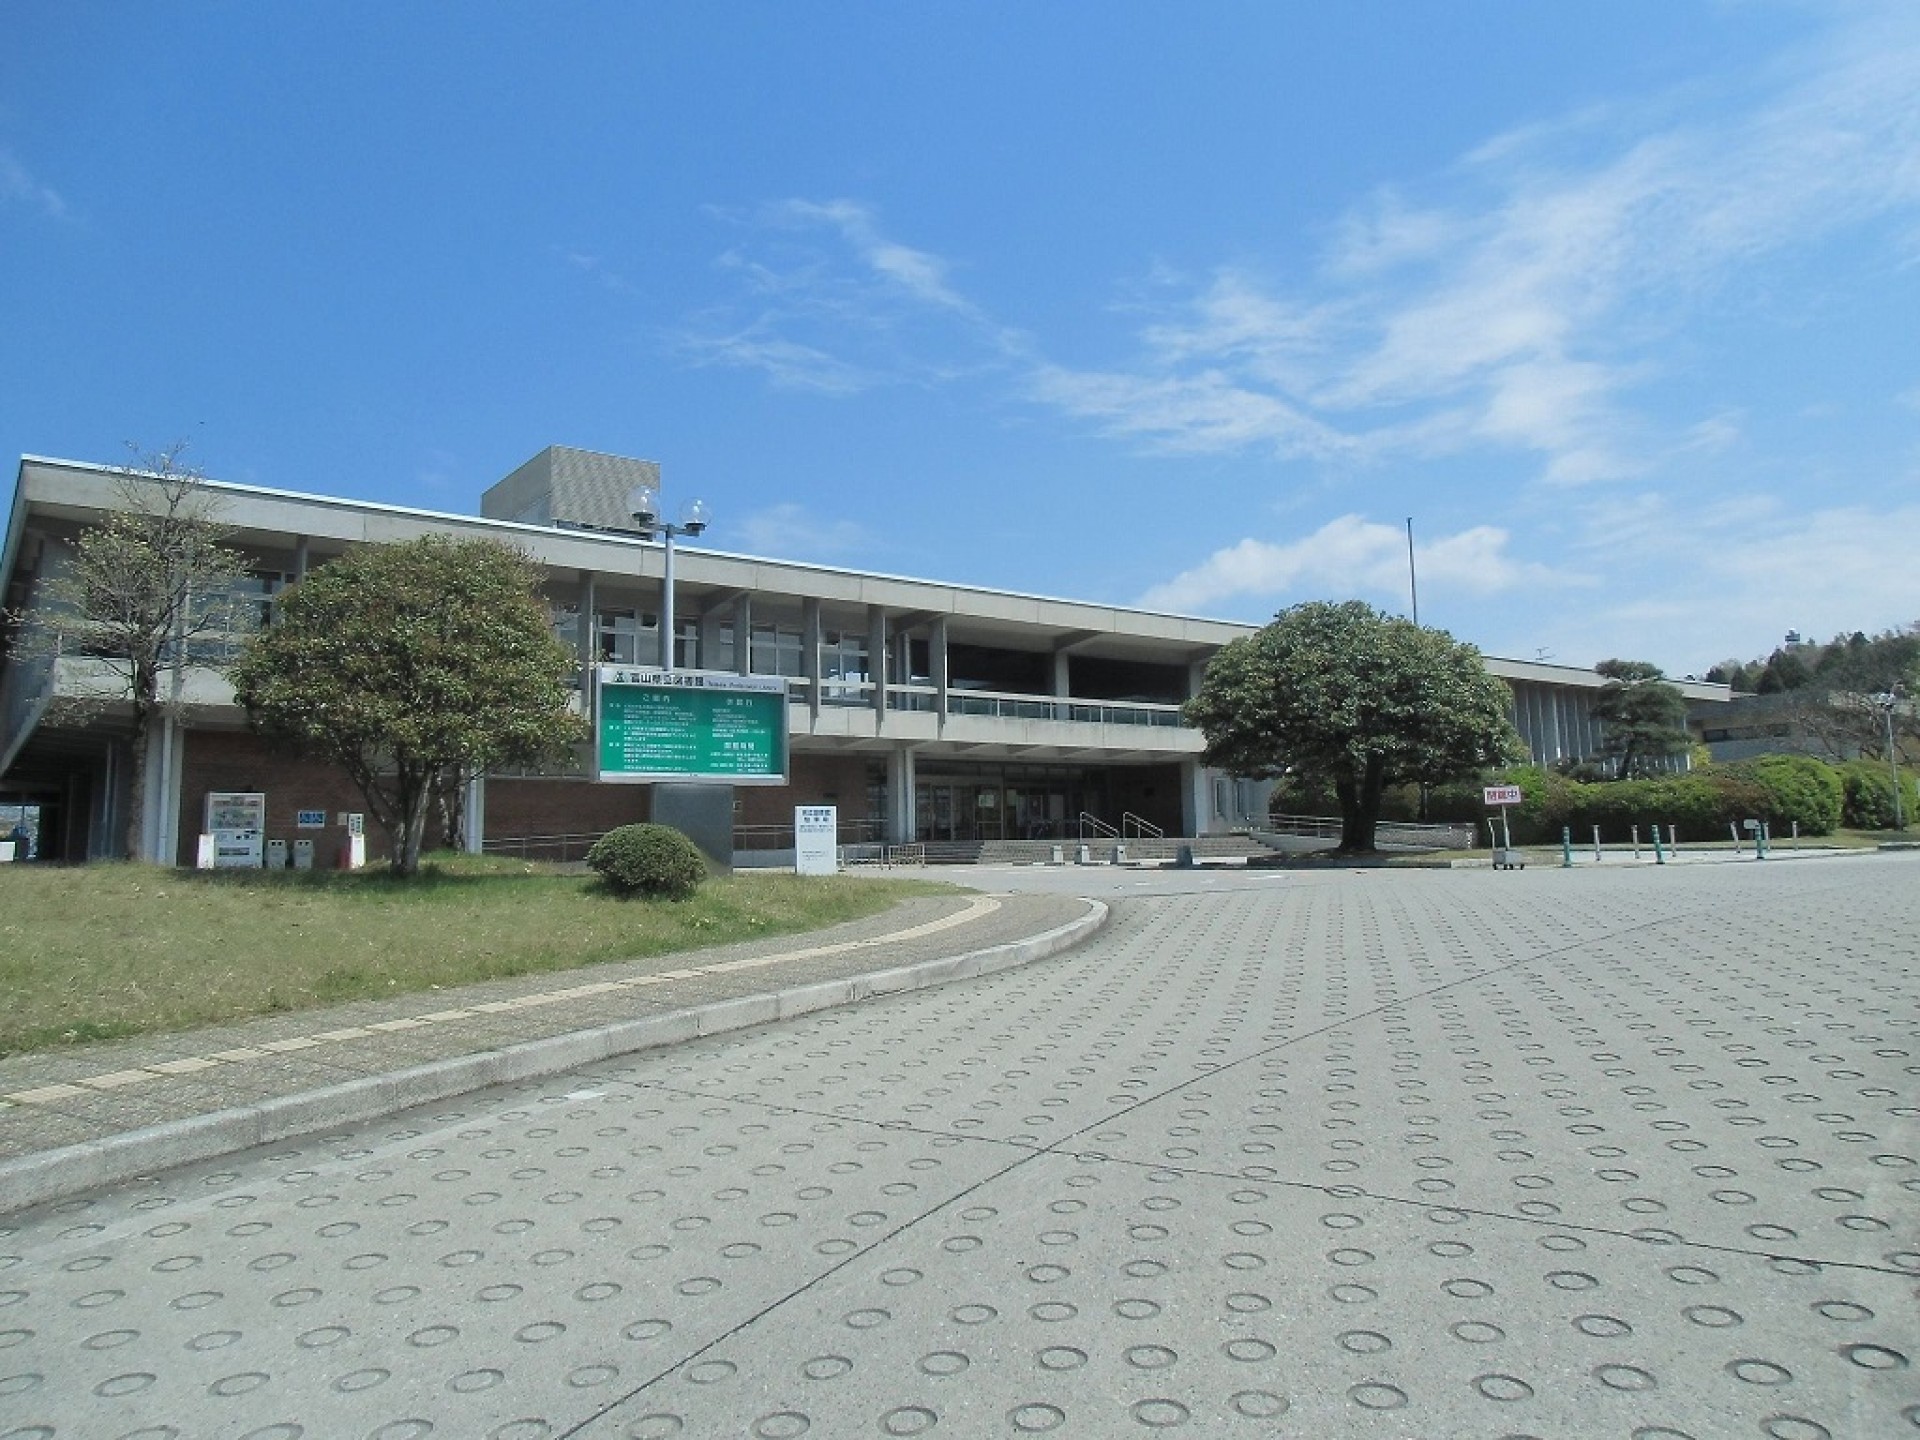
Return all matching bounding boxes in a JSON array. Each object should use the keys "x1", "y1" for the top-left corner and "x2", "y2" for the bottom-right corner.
[{"x1": 595, "y1": 666, "x2": 790, "y2": 784}]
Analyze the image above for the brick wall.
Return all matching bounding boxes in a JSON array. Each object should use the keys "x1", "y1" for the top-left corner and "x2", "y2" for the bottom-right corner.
[
  {"x1": 175, "y1": 735, "x2": 885, "y2": 865},
  {"x1": 176, "y1": 731, "x2": 374, "y2": 867}
]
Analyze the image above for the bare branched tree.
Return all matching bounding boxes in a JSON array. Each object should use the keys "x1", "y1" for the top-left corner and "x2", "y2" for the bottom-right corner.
[{"x1": 12, "y1": 444, "x2": 248, "y2": 859}]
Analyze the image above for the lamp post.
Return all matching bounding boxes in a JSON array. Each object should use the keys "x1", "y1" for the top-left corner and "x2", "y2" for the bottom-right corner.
[
  {"x1": 626, "y1": 484, "x2": 711, "y2": 674},
  {"x1": 1874, "y1": 690, "x2": 1905, "y2": 830}
]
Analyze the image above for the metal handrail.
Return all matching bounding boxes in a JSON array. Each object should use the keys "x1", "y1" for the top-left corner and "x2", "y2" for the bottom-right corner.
[
  {"x1": 1121, "y1": 811, "x2": 1165, "y2": 839},
  {"x1": 1078, "y1": 811, "x2": 1120, "y2": 840}
]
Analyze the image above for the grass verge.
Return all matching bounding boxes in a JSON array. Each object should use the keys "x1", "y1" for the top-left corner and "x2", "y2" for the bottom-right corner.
[{"x1": 0, "y1": 854, "x2": 952, "y2": 1058}]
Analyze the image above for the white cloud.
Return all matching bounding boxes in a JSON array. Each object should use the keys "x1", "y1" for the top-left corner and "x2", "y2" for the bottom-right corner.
[
  {"x1": 1031, "y1": 9, "x2": 1920, "y2": 483},
  {"x1": 0, "y1": 151, "x2": 68, "y2": 220},
  {"x1": 680, "y1": 329, "x2": 878, "y2": 395},
  {"x1": 771, "y1": 199, "x2": 973, "y2": 314},
  {"x1": 733, "y1": 502, "x2": 873, "y2": 561},
  {"x1": 1524, "y1": 489, "x2": 1920, "y2": 672},
  {"x1": 1028, "y1": 363, "x2": 1350, "y2": 459},
  {"x1": 1138, "y1": 514, "x2": 1567, "y2": 614},
  {"x1": 679, "y1": 200, "x2": 1022, "y2": 393}
]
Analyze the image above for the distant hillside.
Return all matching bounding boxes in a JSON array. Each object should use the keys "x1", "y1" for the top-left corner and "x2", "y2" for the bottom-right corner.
[{"x1": 1705, "y1": 624, "x2": 1918, "y2": 695}]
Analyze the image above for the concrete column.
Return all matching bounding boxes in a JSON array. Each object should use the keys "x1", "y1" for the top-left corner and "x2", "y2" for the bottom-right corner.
[
  {"x1": 802, "y1": 597, "x2": 823, "y2": 723},
  {"x1": 1187, "y1": 656, "x2": 1209, "y2": 699},
  {"x1": 887, "y1": 745, "x2": 917, "y2": 844},
  {"x1": 697, "y1": 601, "x2": 726, "y2": 673},
  {"x1": 1052, "y1": 650, "x2": 1071, "y2": 699},
  {"x1": 930, "y1": 616, "x2": 950, "y2": 720},
  {"x1": 1178, "y1": 758, "x2": 1209, "y2": 838},
  {"x1": 141, "y1": 716, "x2": 185, "y2": 865},
  {"x1": 577, "y1": 572, "x2": 596, "y2": 685},
  {"x1": 463, "y1": 773, "x2": 486, "y2": 853},
  {"x1": 868, "y1": 606, "x2": 888, "y2": 722},
  {"x1": 293, "y1": 535, "x2": 310, "y2": 582},
  {"x1": 735, "y1": 593, "x2": 754, "y2": 675}
]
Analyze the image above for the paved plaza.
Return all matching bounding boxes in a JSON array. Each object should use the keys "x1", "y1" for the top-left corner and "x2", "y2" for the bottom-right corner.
[{"x1": 2, "y1": 854, "x2": 1915, "y2": 1438}]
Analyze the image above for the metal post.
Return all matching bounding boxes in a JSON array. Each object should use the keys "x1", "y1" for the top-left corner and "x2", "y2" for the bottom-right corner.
[
  {"x1": 1592, "y1": 825, "x2": 1602, "y2": 862},
  {"x1": 1561, "y1": 826, "x2": 1572, "y2": 868},
  {"x1": 659, "y1": 529, "x2": 676, "y2": 672},
  {"x1": 1652, "y1": 824, "x2": 1665, "y2": 865},
  {"x1": 1886, "y1": 699, "x2": 1906, "y2": 830},
  {"x1": 1758, "y1": 822, "x2": 1770, "y2": 859},
  {"x1": 1631, "y1": 824, "x2": 1640, "y2": 859},
  {"x1": 1406, "y1": 517, "x2": 1419, "y2": 627}
]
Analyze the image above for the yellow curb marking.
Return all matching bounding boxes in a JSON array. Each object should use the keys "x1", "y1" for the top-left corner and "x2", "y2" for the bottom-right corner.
[
  {"x1": 1, "y1": 895, "x2": 1007, "y2": 1108},
  {"x1": 144, "y1": 1057, "x2": 222, "y2": 1076},
  {"x1": 11, "y1": 1084, "x2": 90, "y2": 1104}
]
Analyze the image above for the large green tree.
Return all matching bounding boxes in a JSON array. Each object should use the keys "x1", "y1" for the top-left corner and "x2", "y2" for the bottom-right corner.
[
  {"x1": 1185, "y1": 601, "x2": 1522, "y2": 853},
  {"x1": 10, "y1": 445, "x2": 247, "y2": 860},
  {"x1": 1590, "y1": 658, "x2": 1691, "y2": 779},
  {"x1": 231, "y1": 536, "x2": 585, "y2": 876}
]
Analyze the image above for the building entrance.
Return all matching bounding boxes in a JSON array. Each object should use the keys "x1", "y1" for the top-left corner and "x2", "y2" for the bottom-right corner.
[{"x1": 914, "y1": 768, "x2": 1092, "y2": 844}]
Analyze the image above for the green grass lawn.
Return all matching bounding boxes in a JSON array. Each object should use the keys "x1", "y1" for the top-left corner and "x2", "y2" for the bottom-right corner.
[{"x1": 0, "y1": 855, "x2": 951, "y2": 1057}]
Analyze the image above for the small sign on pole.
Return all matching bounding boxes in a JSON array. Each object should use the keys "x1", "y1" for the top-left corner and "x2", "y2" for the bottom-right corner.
[
  {"x1": 794, "y1": 805, "x2": 838, "y2": 876},
  {"x1": 1482, "y1": 784, "x2": 1524, "y2": 869}
]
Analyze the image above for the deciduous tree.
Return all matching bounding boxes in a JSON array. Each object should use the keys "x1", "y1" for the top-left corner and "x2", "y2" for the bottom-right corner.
[
  {"x1": 231, "y1": 536, "x2": 585, "y2": 876},
  {"x1": 9, "y1": 445, "x2": 246, "y2": 860},
  {"x1": 1185, "y1": 601, "x2": 1522, "y2": 853}
]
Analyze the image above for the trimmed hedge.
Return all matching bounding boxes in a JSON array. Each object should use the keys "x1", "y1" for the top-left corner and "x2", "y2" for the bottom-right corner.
[
  {"x1": 1728, "y1": 755, "x2": 1843, "y2": 835},
  {"x1": 1420, "y1": 759, "x2": 1843, "y2": 842},
  {"x1": 586, "y1": 823, "x2": 709, "y2": 899},
  {"x1": 1838, "y1": 759, "x2": 1919, "y2": 829}
]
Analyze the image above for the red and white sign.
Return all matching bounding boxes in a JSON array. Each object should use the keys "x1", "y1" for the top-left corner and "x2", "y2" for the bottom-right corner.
[{"x1": 1482, "y1": 785, "x2": 1524, "y2": 807}]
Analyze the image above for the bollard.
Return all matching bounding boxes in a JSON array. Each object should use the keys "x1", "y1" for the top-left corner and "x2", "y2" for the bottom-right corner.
[
  {"x1": 1049, "y1": 844, "x2": 1064, "y2": 866},
  {"x1": 1729, "y1": 821, "x2": 1741, "y2": 853},
  {"x1": 1592, "y1": 826, "x2": 1603, "y2": 862},
  {"x1": 1631, "y1": 824, "x2": 1640, "y2": 859},
  {"x1": 1652, "y1": 824, "x2": 1665, "y2": 865},
  {"x1": 1667, "y1": 822, "x2": 1679, "y2": 855},
  {"x1": 1561, "y1": 826, "x2": 1573, "y2": 868},
  {"x1": 1113, "y1": 844, "x2": 1127, "y2": 866},
  {"x1": 1076, "y1": 844, "x2": 1091, "y2": 865},
  {"x1": 1175, "y1": 843, "x2": 1195, "y2": 869},
  {"x1": 1758, "y1": 823, "x2": 1770, "y2": 860}
]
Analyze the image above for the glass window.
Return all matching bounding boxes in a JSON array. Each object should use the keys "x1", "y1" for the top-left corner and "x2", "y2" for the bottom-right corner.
[{"x1": 751, "y1": 622, "x2": 804, "y2": 677}]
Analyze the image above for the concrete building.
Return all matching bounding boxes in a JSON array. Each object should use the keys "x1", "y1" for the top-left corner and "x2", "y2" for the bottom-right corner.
[{"x1": 1, "y1": 447, "x2": 1732, "y2": 865}]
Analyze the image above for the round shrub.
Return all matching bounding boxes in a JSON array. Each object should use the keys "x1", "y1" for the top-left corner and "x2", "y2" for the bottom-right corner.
[
  {"x1": 1839, "y1": 759, "x2": 1919, "y2": 829},
  {"x1": 1731, "y1": 755, "x2": 1843, "y2": 835},
  {"x1": 586, "y1": 823, "x2": 708, "y2": 899}
]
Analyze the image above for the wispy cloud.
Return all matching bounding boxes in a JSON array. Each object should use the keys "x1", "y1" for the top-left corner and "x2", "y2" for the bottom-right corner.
[
  {"x1": 684, "y1": 9, "x2": 1920, "y2": 487},
  {"x1": 733, "y1": 502, "x2": 874, "y2": 561},
  {"x1": 1138, "y1": 514, "x2": 1568, "y2": 614},
  {"x1": 680, "y1": 328, "x2": 878, "y2": 395},
  {"x1": 677, "y1": 199, "x2": 1021, "y2": 394},
  {"x1": 0, "y1": 150, "x2": 68, "y2": 220},
  {"x1": 1536, "y1": 491, "x2": 1920, "y2": 670},
  {"x1": 1069, "y1": 15, "x2": 1920, "y2": 485}
]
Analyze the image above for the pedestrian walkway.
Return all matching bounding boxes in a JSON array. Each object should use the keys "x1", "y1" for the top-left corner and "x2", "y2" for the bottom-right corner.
[{"x1": 0, "y1": 888, "x2": 1105, "y2": 1214}]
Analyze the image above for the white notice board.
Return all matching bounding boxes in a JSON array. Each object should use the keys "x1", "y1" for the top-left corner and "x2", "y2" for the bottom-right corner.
[{"x1": 795, "y1": 805, "x2": 838, "y2": 876}]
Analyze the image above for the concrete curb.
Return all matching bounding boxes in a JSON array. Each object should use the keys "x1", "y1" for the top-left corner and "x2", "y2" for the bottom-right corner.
[{"x1": 0, "y1": 898, "x2": 1109, "y2": 1218}]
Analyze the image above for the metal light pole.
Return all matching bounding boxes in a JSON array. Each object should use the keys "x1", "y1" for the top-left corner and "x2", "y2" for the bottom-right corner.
[
  {"x1": 1875, "y1": 691, "x2": 1905, "y2": 830},
  {"x1": 626, "y1": 485, "x2": 711, "y2": 674}
]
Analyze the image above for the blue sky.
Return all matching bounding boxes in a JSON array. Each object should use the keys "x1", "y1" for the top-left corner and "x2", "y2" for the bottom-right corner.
[{"x1": 4, "y1": 2, "x2": 1917, "y2": 677}]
